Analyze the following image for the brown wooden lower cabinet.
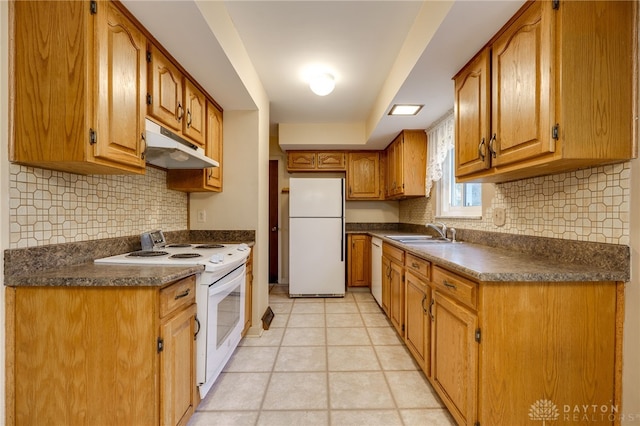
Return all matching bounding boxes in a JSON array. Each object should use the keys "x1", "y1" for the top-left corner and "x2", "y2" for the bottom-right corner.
[
  {"x1": 242, "y1": 250, "x2": 254, "y2": 336},
  {"x1": 386, "y1": 244, "x2": 622, "y2": 426},
  {"x1": 347, "y1": 234, "x2": 371, "y2": 287},
  {"x1": 6, "y1": 276, "x2": 198, "y2": 426}
]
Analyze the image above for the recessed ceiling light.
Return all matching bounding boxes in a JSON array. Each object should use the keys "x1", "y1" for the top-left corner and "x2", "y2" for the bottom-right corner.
[{"x1": 388, "y1": 104, "x2": 423, "y2": 116}]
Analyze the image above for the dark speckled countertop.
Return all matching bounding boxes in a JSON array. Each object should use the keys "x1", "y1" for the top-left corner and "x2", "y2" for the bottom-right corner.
[
  {"x1": 4, "y1": 230, "x2": 255, "y2": 287},
  {"x1": 370, "y1": 231, "x2": 629, "y2": 282},
  {"x1": 6, "y1": 263, "x2": 205, "y2": 287}
]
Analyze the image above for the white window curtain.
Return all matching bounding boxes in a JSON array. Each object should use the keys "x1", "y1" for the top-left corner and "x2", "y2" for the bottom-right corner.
[{"x1": 425, "y1": 109, "x2": 454, "y2": 196}]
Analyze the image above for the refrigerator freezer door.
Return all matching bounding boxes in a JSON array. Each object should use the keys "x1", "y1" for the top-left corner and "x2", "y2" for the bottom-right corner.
[
  {"x1": 289, "y1": 178, "x2": 344, "y2": 218},
  {"x1": 289, "y1": 217, "x2": 345, "y2": 297}
]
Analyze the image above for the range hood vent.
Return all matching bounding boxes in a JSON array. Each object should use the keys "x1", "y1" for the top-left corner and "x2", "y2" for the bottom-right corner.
[{"x1": 144, "y1": 119, "x2": 219, "y2": 169}]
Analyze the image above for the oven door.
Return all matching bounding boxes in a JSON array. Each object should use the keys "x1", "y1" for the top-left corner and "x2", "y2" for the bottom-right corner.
[{"x1": 202, "y1": 264, "x2": 245, "y2": 393}]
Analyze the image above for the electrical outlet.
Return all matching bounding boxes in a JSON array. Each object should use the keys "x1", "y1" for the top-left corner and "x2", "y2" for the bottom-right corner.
[
  {"x1": 492, "y1": 207, "x2": 506, "y2": 227},
  {"x1": 197, "y1": 210, "x2": 206, "y2": 223}
]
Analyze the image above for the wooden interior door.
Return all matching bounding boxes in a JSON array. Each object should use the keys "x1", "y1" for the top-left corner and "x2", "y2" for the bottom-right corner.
[{"x1": 268, "y1": 160, "x2": 279, "y2": 283}]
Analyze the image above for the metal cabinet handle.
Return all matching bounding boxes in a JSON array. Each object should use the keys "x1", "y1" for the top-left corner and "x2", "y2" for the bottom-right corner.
[
  {"x1": 141, "y1": 133, "x2": 147, "y2": 160},
  {"x1": 478, "y1": 137, "x2": 486, "y2": 161},
  {"x1": 411, "y1": 262, "x2": 419, "y2": 268},
  {"x1": 177, "y1": 103, "x2": 184, "y2": 121},
  {"x1": 421, "y1": 294, "x2": 427, "y2": 313},
  {"x1": 443, "y1": 280, "x2": 457, "y2": 290},
  {"x1": 174, "y1": 288, "x2": 190, "y2": 299},
  {"x1": 428, "y1": 299, "x2": 435, "y2": 321},
  {"x1": 186, "y1": 109, "x2": 192, "y2": 128},
  {"x1": 488, "y1": 133, "x2": 497, "y2": 158},
  {"x1": 194, "y1": 316, "x2": 201, "y2": 340}
]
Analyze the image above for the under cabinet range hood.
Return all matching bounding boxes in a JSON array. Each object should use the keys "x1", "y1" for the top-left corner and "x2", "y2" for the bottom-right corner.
[{"x1": 144, "y1": 119, "x2": 219, "y2": 169}]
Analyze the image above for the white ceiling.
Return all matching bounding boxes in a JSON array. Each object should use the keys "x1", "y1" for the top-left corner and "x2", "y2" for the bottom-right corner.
[{"x1": 122, "y1": 0, "x2": 526, "y2": 150}]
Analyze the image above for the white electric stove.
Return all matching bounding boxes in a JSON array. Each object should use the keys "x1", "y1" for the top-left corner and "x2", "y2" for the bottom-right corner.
[{"x1": 95, "y1": 231, "x2": 251, "y2": 399}]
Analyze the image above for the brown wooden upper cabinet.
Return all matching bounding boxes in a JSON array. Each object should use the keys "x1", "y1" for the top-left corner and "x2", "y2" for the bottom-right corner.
[
  {"x1": 167, "y1": 101, "x2": 223, "y2": 192},
  {"x1": 11, "y1": 0, "x2": 147, "y2": 175},
  {"x1": 287, "y1": 151, "x2": 346, "y2": 171},
  {"x1": 384, "y1": 130, "x2": 427, "y2": 199},
  {"x1": 454, "y1": 0, "x2": 637, "y2": 184},
  {"x1": 148, "y1": 44, "x2": 206, "y2": 149},
  {"x1": 346, "y1": 152, "x2": 383, "y2": 200}
]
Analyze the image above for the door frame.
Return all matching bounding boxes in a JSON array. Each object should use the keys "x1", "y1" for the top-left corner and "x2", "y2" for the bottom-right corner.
[{"x1": 268, "y1": 158, "x2": 281, "y2": 283}]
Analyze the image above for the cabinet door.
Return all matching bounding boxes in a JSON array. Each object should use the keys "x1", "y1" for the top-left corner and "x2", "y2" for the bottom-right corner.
[
  {"x1": 389, "y1": 260, "x2": 404, "y2": 337},
  {"x1": 405, "y1": 272, "x2": 430, "y2": 373},
  {"x1": 205, "y1": 102, "x2": 223, "y2": 191},
  {"x1": 385, "y1": 141, "x2": 396, "y2": 196},
  {"x1": 243, "y1": 255, "x2": 254, "y2": 336},
  {"x1": 317, "y1": 152, "x2": 346, "y2": 170},
  {"x1": 348, "y1": 234, "x2": 371, "y2": 287},
  {"x1": 183, "y1": 79, "x2": 206, "y2": 148},
  {"x1": 93, "y1": 1, "x2": 147, "y2": 170},
  {"x1": 431, "y1": 291, "x2": 478, "y2": 426},
  {"x1": 381, "y1": 256, "x2": 391, "y2": 316},
  {"x1": 394, "y1": 139, "x2": 405, "y2": 196},
  {"x1": 160, "y1": 303, "x2": 197, "y2": 426},
  {"x1": 287, "y1": 152, "x2": 317, "y2": 170},
  {"x1": 455, "y1": 49, "x2": 491, "y2": 178},
  {"x1": 347, "y1": 152, "x2": 381, "y2": 200},
  {"x1": 148, "y1": 45, "x2": 183, "y2": 132},
  {"x1": 491, "y1": 0, "x2": 554, "y2": 167}
]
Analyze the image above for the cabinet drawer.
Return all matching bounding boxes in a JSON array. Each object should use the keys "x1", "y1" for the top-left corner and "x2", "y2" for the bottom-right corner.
[
  {"x1": 383, "y1": 243, "x2": 405, "y2": 264},
  {"x1": 432, "y1": 266, "x2": 477, "y2": 310},
  {"x1": 406, "y1": 254, "x2": 430, "y2": 280},
  {"x1": 160, "y1": 275, "x2": 196, "y2": 318}
]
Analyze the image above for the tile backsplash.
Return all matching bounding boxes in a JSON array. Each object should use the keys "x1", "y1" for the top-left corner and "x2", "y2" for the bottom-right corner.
[
  {"x1": 9, "y1": 165, "x2": 187, "y2": 248},
  {"x1": 400, "y1": 162, "x2": 630, "y2": 245}
]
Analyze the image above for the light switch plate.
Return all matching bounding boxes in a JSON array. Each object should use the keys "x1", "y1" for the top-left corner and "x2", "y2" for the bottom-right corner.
[
  {"x1": 197, "y1": 210, "x2": 206, "y2": 223},
  {"x1": 493, "y1": 207, "x2": 506, "y2": 227}
]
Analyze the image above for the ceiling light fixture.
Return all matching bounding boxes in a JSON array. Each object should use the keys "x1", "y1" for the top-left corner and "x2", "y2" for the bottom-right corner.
[
  {"x1": 388, "y1": 104, "x2": 423, "y2": 116},
  {"x1": 309, "y1": 73, "x2": 335, "y2": 96}
]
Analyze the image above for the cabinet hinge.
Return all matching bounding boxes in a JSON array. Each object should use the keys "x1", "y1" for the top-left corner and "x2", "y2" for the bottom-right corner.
[
  {"x1": 90, "y1": 0, "x2": 98, "y2": 15},
  {"x1": 146, "y1": 93, "x2": 152, "y2": 105},
  {"x1": 552, "y1": 0, "x2": 559, "y2": 10},
  {"x1": 475, "y1": 328, "x2": 481, "y2": 343},
  {"x1": 552, "y1": 124, "x2": 559, "y2": 140},
  {"x1": 157, "y1": 338, "x2": 164, "y2": 353},
  {"x1": 146, "y1": 50, "x2": 152, "y2": 63},
  {"x1": 89, "y1": 128, "x2": 97, "y2": 145}
]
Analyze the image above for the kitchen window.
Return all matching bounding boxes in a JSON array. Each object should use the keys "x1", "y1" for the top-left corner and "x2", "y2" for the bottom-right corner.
[{"x1": 437, "y1": 146, "x2": 482, "y2": 218}]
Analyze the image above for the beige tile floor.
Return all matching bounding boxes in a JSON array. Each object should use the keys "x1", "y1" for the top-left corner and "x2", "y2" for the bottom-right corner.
[{"x1": 188, "y1": 285, "x2": 456, "y2": 426}]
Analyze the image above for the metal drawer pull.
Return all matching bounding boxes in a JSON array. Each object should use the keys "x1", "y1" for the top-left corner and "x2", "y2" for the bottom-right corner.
[
  {"x1": 411, "y1": 262, "x2": 420, "y2": 268},
  {"x1": 421, "y1": 294, "x2": 427, "y2": 313},
  {"x1": 174, "y1": 288, "x2": 191, "y2": 300},
  {"x1": 443, "y1": 280, "x2": 457, "y2": 290}
]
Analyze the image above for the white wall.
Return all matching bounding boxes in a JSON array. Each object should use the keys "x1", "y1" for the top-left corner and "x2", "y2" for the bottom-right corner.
[{"x1": 191, "y1": 1, "x2": 270, "y2": 337}]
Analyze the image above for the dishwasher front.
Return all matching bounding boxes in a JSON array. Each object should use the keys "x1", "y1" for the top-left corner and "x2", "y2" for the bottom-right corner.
[{"x1": 371, "y1": 237, "x2": 382, "y2": 306}]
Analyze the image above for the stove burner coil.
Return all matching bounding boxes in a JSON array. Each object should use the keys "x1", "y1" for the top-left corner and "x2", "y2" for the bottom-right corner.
[
  {"x1": 194, "y1": 244, "x2": 225, "y2": 249},
  {"x1": 166, "y1": 244, "x2": 192, "y2": 248},
  {"x1": 170, "y1": 253, "x2": 203, "y2": 259},
  {"x1": 127, "y1": 250, "x2": 169, "y2": 257}
]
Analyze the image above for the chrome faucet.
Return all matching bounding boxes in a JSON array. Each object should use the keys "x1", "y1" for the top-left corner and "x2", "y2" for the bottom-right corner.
[{"x1": 426, "y1": 222, "x2": 448, "y2": 240}]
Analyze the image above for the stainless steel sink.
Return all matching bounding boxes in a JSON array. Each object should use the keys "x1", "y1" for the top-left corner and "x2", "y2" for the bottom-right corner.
[{"x1": 385, "y1": 235, "x2": 448, "y2": 243}]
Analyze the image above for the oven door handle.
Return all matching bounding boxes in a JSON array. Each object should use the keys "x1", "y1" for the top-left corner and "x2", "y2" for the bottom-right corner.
[{"x1": 208, "y1": 265, "x2": 246, "y2": 295}]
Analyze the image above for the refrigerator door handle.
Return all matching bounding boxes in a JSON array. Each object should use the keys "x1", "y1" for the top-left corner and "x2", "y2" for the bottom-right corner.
[{"x1": 341, "y1": 179, "x2": 345, "y2": 262}]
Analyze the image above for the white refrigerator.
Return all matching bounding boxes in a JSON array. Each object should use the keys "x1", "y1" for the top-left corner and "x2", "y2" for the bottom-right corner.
[{"x1": 289, "y1": 177, "x2": 345, "y2": 297}]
